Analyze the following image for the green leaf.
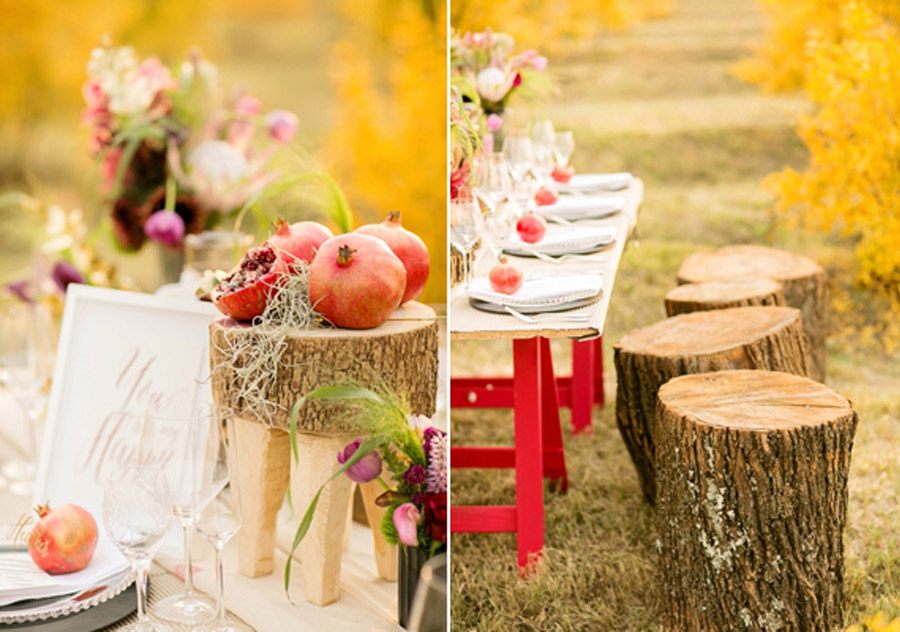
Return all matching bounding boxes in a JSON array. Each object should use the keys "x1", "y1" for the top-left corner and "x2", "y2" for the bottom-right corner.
[
  {"x1": 283, "y1": 435, "x2": 382, "y2": 597},
  {"x1": 288, "y1": 398, "x2": 304, "y2": 465},
  {"x1": 305, "y1": 385, "x2": 385, "y2": 404}
]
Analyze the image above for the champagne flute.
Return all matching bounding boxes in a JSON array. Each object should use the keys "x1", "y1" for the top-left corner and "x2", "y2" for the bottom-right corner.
[
  {"x1": 0, "y1": 302, "x2": 54, "y2": 496},
  {"x1": 151, "y1": 406, "x2": 218, "y2": 625},
  {"x1": 450, "y1": 195, "x2": 483, "y2": 287},
  {"x1": 471, "y1": 153, "x2": 512, "y2": 212},
  {"x1": 196, "y1": 416, "x2": 249, "y2": 632},
  {"x1": 502, "y1": 136, "x2": 535, "y2": 184},
  {"x1": 104, "y1": 466, "x2": 174, "y2": 632},
  {"x1": 554, "y1": 131, "x2": 575, "y2": 167}
]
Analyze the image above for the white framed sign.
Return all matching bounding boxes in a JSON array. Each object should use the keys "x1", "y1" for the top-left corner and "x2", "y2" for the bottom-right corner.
[{"x1": 33, "y1": 284, "x2": 220, "y2": 512}]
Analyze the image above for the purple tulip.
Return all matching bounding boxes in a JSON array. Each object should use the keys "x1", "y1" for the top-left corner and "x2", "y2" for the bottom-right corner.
[
  {"x1": 392, "y1": 503, "x2": 420, "y2": 547},
  {"x1": 5, "y1": 279, "x2": 33, "y2": 303},
  {"x1": 51, "y1": 261, "x2": 85, "y2": 293},
  {"x1": 265, "y1": 109, "x2": 299, "y2": 143},
  {"x1": 337, "y1": 438, "x2": 382, "y2": 484},
  {"x1": 144, "y1": 211, "x2": 185, "y2": 247}
]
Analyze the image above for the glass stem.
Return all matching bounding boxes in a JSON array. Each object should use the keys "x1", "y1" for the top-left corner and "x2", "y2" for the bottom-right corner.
[
  {"x1": 182, "y1": 519, "x2": 195, "y2": 597},
  {"x1": 215, "y1": 542, "x2": 227, "y2": 624},
  {"x1": 26, "y1": 409, "x2": 40, "y2": 463},
  {"x1": 134, "y1": 558, "x2": 152, "y2": 622}
]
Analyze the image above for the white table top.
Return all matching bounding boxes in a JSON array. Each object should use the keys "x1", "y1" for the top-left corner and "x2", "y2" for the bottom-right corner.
[{"x1": 450, "y1": 178, "x2": 643, "y2": 341}]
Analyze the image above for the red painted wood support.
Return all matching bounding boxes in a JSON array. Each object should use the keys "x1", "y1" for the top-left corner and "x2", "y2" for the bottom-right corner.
[
  {"x1": 512, "y1": 337, "x2": 544, "y2": 570},
  {"x1": 539, "y1": 338, "x2": 568, "y2": 490},
  {"x1": 594, "y1": 335, "x2": 605, "y2": 406},
  {"x1": 451, "y1": 506, "x2": 516, "y2": 533},
  {"x1": 570, "y1": 340, "x2": 595, "y2": 434}
]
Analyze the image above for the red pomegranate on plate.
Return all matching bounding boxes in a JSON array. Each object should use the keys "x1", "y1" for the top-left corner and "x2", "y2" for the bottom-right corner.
[
  {"x1": 309, "y1": 233, "x2": 406, "y2": 329},
  {"x1": 28, "y1": 504, "x2": 98, "y2": 575},
  {"x1": 552, "y1": 165, "x2": 575, "y2": 183},
  {"x1": 212, "y1": 244, "x2": 281, "y2": 321},
  {"x1": 516, "y1": 212, "x2": 547, "y2": 244},
  {"x1": 489, "y1": 257, "x2": 523, "y2": 295},
  {"x1": 355, "y1": 212, "x2": 430, "y2": 304},
  {"x1": 534, "y1": 187, "x2": 559, "y2": 206},
  {"x1": 269, "y1": 219, "x2": 333, "y2": 270}
]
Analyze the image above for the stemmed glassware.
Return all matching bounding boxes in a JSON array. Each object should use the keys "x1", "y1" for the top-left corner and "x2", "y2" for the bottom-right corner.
[
  {"x1": 471, "y1": 152, "x2": 512, "y2": 212},
  {"x1": 554, "y1": 131, "x2": 575, "y2": 167},
  {"x1": 531, "y1": 119, "x2": 557, "y2": 184},
  {"x1": 195, "y1": 414, "x2": 249, "y2": 632},
  {"x1": 482, "y1": 199, "x2": 516, "y2": 259},
  {"x1": 0, "y1": 302, "x2": 54, "y2": 496},
  {"x1": 103, "y1": 466, "x2": 174, "y2": 632},
  {"x1": 450, "y1": 194, "x2": 483, "y2": 287},
  {"x1": 502, "y1": 136, "x2": 535, "y2": 184}
]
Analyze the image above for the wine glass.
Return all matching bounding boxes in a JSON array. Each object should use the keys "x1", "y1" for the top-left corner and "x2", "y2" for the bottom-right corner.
[
  {"x1": 0, "y1": 302, "x2": 54, "y2": 496},
  {"x1": 554, "y1": 131, "x2": 575, "y2": 167},
  {"x1": 531, "y1": 120, "x2": 557, "y2": 183},
  {"x1": 450, "y1": 195, "x2": 483, "y2": 287},
  {"x1": 502, "y1": 136, "x2": 535, "y2": 184},
  {"x1": 104, "y1": 466, "x2": 174, "y2": 632},
  {"x1": 150, "y1": 406, "x2": 218, "y2": 625},
  {"x1": 195, "y1": 416, "x2": 249, "y2": 632},
  {"x1": 482, "y1": 199, "x2": 515, "y2": 259},
  {"x1": 471, "y1": 153, "x2": 512, "y2": 212}
]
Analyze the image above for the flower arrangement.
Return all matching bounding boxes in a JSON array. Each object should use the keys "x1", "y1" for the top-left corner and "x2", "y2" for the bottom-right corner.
[
  {"x1": 450, "y1": 29, "x2": 551, "y2": 117},
  {"x1": 285, "y1": 385, "x2": 447, "y2": 591},
  {"x1": 450, "y1": 86, "x2": 482, "y2": 200},
  {"x1": 83, "y1": 43, "x2": 300, "y2": 252}
]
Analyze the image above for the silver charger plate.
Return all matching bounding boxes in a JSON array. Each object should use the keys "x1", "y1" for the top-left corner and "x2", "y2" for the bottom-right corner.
[
  {"x1": 503, "y1": 240, "x2": 613, "y2": 259},
  {"x1": 469, "y1": 293, "x2": 601, "y2": 315},
  {"x1": 0, "y1": 570, "x2": 133, "y2": 626}
]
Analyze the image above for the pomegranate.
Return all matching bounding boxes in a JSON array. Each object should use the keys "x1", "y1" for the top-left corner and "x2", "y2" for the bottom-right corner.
[
  {"x1": 355, "y1": 212, "x2": 430, "y2": 304},
  {"x1": 28, "y1": 504, "x2": 98, "y2": 575},
  {"x1": 212, "y1": 244, "x2": 281, "y2": 321},
  {"x1": 551, "y1": 165, "x2": 575, "y2": 183},
  {"x1": 489, "y1": 257, "x2": 523, "y2": 295},
  {"x1": 516, "y1": 212, "x2": 547, "y2": 244},
  {"x1": 309, "y1": 234, "x2": 406, "y2": 329},
  {"x1": 534, "y1": 187, "x2": 558, "y2": 206},
  {"x1": 269, "y1": 219, "x2": 333, "y2": 270}
]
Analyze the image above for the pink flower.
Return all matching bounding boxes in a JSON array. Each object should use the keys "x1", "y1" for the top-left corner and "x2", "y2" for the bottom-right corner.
[
  {"x1": 486, "y1": 114, "x2": 503, "y2": 132},
  {"x1": 101, "y1": 149, "x2": 122, "y2": 192},
  {"x1": 235, "y1": 94, "x2": 262, "y2": 116},
  {"x1": 51, "y1": 261, "x2": 85, "y2": 293},
  {"x1": 337, "y1": 438, "x2": 382, "y2": 483},
  {"x1": 393, "y1": 503, "x2": 420, "y2": 547},
  {"x1": 265, "y1": 110, "x2": 298, "y2": 143},
  {"x1": 532, "y1": 55, "x2": 548, "y2": 71},
  {"x1": 144, "y1": 211, "x2": 185, "y2": 248}
]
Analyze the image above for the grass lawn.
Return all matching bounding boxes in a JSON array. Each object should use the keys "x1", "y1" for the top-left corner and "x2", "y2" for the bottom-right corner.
[{"x1": 449, "y1": 0, "x2": 900, "y2": 629}]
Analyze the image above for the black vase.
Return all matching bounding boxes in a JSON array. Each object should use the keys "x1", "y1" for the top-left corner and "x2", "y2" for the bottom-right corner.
[{"x1": 398, "y1": 545, "x2": 429, "y2": 629}]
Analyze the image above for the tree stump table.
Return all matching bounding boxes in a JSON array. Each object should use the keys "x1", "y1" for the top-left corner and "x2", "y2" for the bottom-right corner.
[
  {"x1": 208, "y1": 302, "x2": 438, "y2": 606},
  {"x1": 676, "y1": 245, "x2": 827, "y2": 381},
  {"x1": 614, "y1": 306, "x2": 810, "y2": 504},
  {"x1": 656, "y1": 370, "x2": 857, "y2": 632},
  {"x1": 664, "y1": 278, "x2": 784, "y2": 317}
]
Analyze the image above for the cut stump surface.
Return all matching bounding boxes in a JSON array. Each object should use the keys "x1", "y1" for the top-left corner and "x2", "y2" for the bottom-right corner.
[{"x1": 664, "y1": 278, "x2": 784, "y2": 317}]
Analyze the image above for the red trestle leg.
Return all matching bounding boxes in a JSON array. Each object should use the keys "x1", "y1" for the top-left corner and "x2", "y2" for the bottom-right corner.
[
  {"x1": 540, "y1": 338, "x2": 569, "y2": 491},
  {"x1": 513, "y1": 337, "x2": 544, "y2": 572}
]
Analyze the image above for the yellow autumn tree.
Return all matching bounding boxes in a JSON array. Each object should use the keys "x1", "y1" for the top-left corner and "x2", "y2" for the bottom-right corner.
[
  {"x1": 326, "y1": 0, "x2": 446, "y2": 303},
  {"x1": 767, "y1": 1, "x2": 900, "y2": 307}
]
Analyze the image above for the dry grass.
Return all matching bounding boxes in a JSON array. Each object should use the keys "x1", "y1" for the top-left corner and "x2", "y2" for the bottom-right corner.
[{"x1": 449, "y1": 0, "x2": 900, "y2": 629}]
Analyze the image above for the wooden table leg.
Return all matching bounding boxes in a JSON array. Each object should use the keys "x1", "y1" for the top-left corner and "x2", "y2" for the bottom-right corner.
[
  {"x1": 594, "y1": 336, "x2": 605, "y2": 406},
  {"x1": 359, "y1": 479, "x2": 399, "y2": 581},
  {"x1": 513, "y1": 338, "x2": 544, "y2": 572},
  {"x1": 570, "y1": 340, "x2": 596, "y2": 434},
  {"x1": 540, "y1": 339, "x2": 568, "y2": 492},
  {"x1": 229, "y1": 417, "x2": 291, "y2": 578},
  {"x1": 290, "y1": 433, "x2": 356, "y2": 606}
]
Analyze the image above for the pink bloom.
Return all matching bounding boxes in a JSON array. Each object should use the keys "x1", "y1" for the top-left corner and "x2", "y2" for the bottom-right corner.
[
  {"x1": 486, "y1": 114, "x2": 503, "y2": 132},
  {"x1": 137, "y1": 56, "x2": 175, "y2": 92},
  {"x1": 337, "y1": 438, "x2": 382, "y2": 483},
  {"x1": 235, "y1": 94, "x2": 262, "y2": 116},
  {"x1": 101, "y1": 149, "x2": 122, "y2": 192},
  {"x1": 265, "y1": 110, "x2": 298, "y2": 143},
  {"x1": 393, "y1": 503, "x2": 420, "y2": 547},
  {"x1": 532, "y1": 55, "x2": 548, "y2": 71},
  {"x1": 144, "y1": 211, "x2": 185, "y2": 248},
  {"x1": 51, "y1": 261, "x2": 85, "y2": 293}
]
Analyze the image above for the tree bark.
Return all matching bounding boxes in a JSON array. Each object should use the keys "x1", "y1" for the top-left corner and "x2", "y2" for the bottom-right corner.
[
  {"x1": 656, "y1": 370, "x2": 857, "y2": 632},
  {"x1": 614, "y1": 306, "x2": 811, "y2": 504},
  {"x1": 677, "y1": 245, "x2": 827, "y2": 381},
  {"x1": 209, "y1": 302, "x2": 439, "y2": 435},
  {"x1": 665, "y1": 279, "x2": 784, "y2": 317}
]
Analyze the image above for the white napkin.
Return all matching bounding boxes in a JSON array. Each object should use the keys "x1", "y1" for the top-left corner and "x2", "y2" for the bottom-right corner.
[
  {"x1": 560, "y1": 172, "x2": 633, "y2": 193},
  {"x1": 534, "y1": 195, "x2": 627, "y2": 221},
  {"x1": 503, "y1": 225, "x2": 616, "y2": 255},
  {"x1": 467, "y1": 274, "x2": 604, "y2": 308}
]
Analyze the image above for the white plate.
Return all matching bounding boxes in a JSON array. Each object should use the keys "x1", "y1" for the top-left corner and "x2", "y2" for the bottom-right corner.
[
  {"x1": 467, "y1": 274, "x2": 604, "y2": 309},
  {"x1": 0, "y1": 569, "x2": 132, "y2": 624},
  {"x1": 560, "y1": 172, "x2": 633, "y2": 193},
  {"x1": 470, "y1": 294, "x2": 600, "y2": 315},
  {"x1": 534, "y1": 195, "x2": 627, "y2": 221},
  {"x1": 503, "y1": 225, "x2": 616, "y2": 257}
]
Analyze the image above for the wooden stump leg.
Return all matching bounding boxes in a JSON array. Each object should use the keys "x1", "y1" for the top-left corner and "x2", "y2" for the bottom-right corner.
[
  {"x1": 360, "y1": 479, "x2": 399, "y2": 581},
  {"x1": 343, "y1": 490, "x2": 353, "y2": 552},
  {"x1": 290, "y1": 433, "x2": 357, "y2": 606},
  {"x1": 229, "y1": 417, "x2": 291, "y2": 578}
]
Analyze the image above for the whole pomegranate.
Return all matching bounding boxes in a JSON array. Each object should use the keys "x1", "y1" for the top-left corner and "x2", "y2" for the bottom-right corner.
[
  {"x1": 309, "y1": 234, "x2": 406, "y2": 329},
  {"x1": 489, "y1": 257, "x2": 523, "y2": 295},
  {"x1": 212, "y1": 244, "x2": 281, "y2": 321},
  {"x1": 269, "y1": 219, "x2": 333, "y2": 270},
  {"x1": 355, "y1": 212, "x2": 430, "y2": 304},
  {"x1": 552, "y1": 165, "x2": 575, "y2": 183},
  {"x1": 28, "y1": 504, "x2": 98, "y2": 575},
  {"x1": 516, "y1": 212, "x2": 547, "y2": 244},
  {"x1": 534, "y1": 187, "x2": 559, "y2": 206}
]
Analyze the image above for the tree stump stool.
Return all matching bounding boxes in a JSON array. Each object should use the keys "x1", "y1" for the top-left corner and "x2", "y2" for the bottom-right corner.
[
  {"x1": 209, "y1": 302, "x2": 438, "y2": 605},
  {"x1": 656, "y1": 370, "x2": 857, "y2": 632},
  {"x1": 677, "y1": 245, "x2": 827, "y2": 381},
  {"x1": 614, "y1": 306, "x2": 810, "y2": 504},
  {"x1": 664, "y1": 278, "x2": 784, "y2": 317}
]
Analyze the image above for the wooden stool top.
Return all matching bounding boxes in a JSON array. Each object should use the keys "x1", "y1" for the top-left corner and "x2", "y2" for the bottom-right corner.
[
  {"x1": 665, "y1": 278, "x2": 782, "y2": 305},
  {"x1": 615, "y1": 305, "x2": 801, "y2": 357},
  {"x1": 658, "y1": 369, "x2": 851, "y2": 431},
  {"x1": 677, "y1": 244, "x2": 823, "y2": 284}
]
